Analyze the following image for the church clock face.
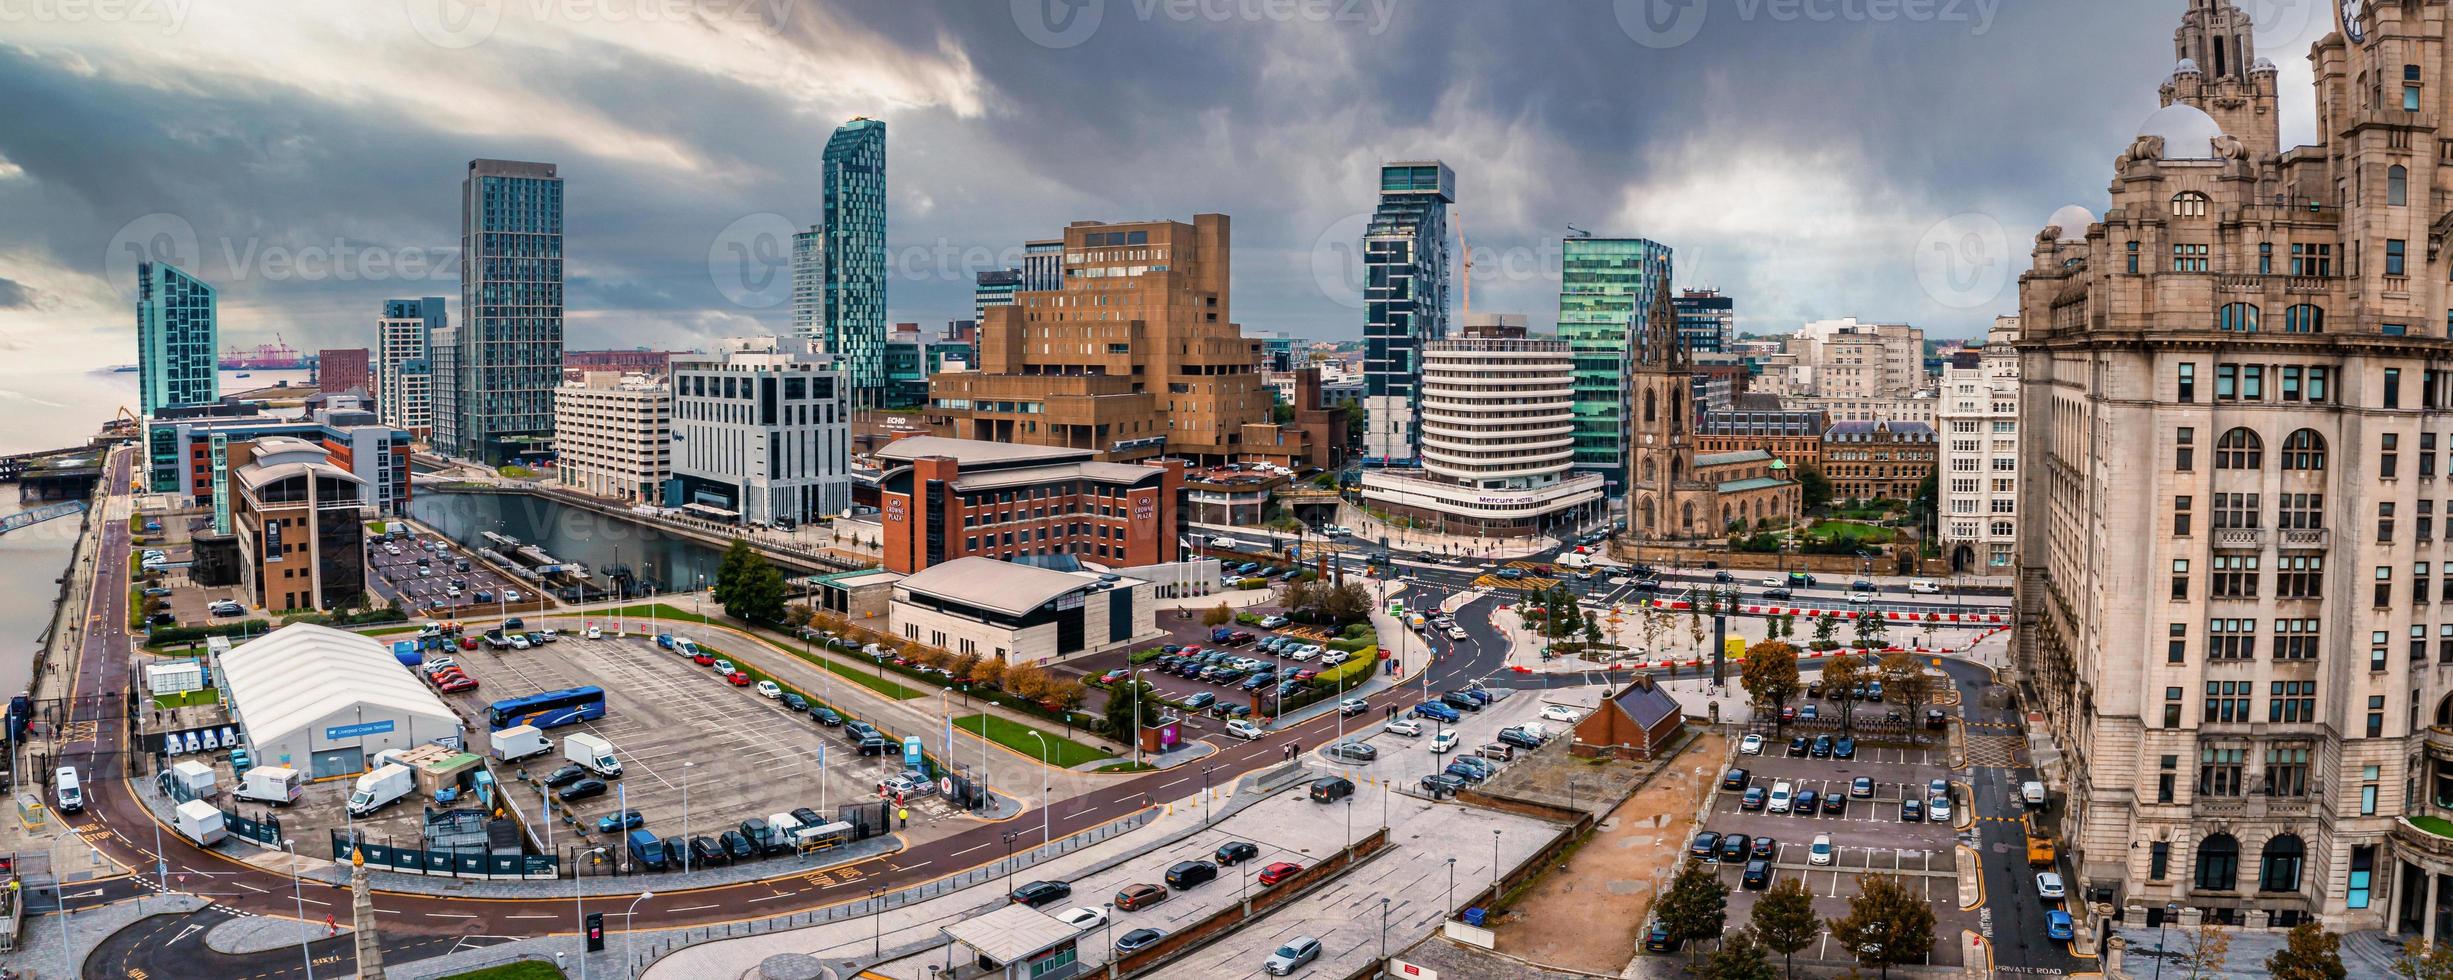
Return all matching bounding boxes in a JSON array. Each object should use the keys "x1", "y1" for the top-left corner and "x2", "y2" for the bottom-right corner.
[{"x1": 2341, "y1": 0, "x2": 2366, "y2": 43}]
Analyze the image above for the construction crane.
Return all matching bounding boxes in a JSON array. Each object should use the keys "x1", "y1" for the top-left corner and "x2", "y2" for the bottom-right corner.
[{"x1": 1565, "y1": 223, "x2": 1592, "y2": 239}]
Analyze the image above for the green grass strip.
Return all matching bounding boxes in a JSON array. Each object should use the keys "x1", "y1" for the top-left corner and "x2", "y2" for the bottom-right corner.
[{"x1": 946, "y1": 713, "x2": 1108, "y2": 768}]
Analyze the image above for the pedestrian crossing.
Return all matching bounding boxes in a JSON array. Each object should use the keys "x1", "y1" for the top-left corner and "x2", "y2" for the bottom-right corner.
[{"x1": 1965, "y1": 734, "x2": 2025, "y2": 768}]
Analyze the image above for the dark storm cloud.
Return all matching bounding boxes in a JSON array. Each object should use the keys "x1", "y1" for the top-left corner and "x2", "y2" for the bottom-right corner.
[
  {"x1": 0, "y1": 0, "x2": 2316, "y2": 359},
  {"x1": 0, "y1": 276, "x2": 33, "y2": 309}
]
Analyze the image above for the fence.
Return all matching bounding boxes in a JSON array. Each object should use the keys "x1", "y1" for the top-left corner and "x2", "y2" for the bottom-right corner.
[
  {"x1": 330, "y1": 830, "x2": 558, "y2": 881},
  {"x1": 565, "y1": 801, "x2": 897, "y2": 879}
]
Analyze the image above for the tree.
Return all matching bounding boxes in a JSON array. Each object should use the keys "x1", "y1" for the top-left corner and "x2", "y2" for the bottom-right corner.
[
  {"x1": 1827, "y1": 873, "x2": 1934, "y2": 979},
  {"x1": 948, "y1": 650, "x2": 982, "y2": 685},
  {"x1": 1687, "y1": 602, "x2": 1708, "y2": 659},
  {"x1": 1823, "y1": 653, "x2": 1862, "y2": 736},
  {"x1": 1706, "y1": 927, "x2": 1780, "y2": 980},
  {"x1": 970, "y1": 657, "x2": 1008, "y2": 692},
  {"x1": 714, "y1": 538, "x2": 787, "y2": 624},
  {"x1": 1917, "y1": 613, "x2": 1939, "y2": 650},
  {"x1": 784, "y1": 604, "x2": 815, "y2": 629},
  {"x1": 1657, "y1": 861, "x2": 1729, "y2": 969},
  {"x1": 1812, "y1": 611, "x2": 1841, "y2": 649},
  {"x1": 1740, "y1": 640, "x2": 1803, "y2": 731},
  {"x1": 1751, "y1": 878, "x2": 1820, "y2": 979},
  {"x1": 2177, "y1": 915, "x2": 2233, "y2": 980},
  {"x1": 1850, "y1": 610, "x2": 1887, "y2": 652},
  {"x1": 711, "y1": 538, "x2": 753, "y2": 611},
  {"x1": 2393, "y1": 938, "x2": 2453, "y2": 980},
  {"x1": 1796, "y1": 463, "x2": 1833, "y2": 512},
  {"x1": 1102, "y1": 678, "x2": 1160, "y2": 735},
  {"x1": 1879, "y1": 650, "x2": 1935, "y2": 718},
  {"x1": 1202, "y1": 603, "x2": 1235, "y2": 628},
  {"x1": 1638, "y1": 602, "x2": 1671, "y2": 658},
  {"x1": 2266, "y1": 922, "x2": 2346, "y2": 980},
  {"x1": 1582, "y1": 611, "x2": 1604, "y2": 648}
]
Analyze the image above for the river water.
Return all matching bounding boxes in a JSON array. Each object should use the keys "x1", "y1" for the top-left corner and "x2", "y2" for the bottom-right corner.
[
  {"x1": 0, "y1": 495, "x2": 81, "y2": 695},
  {"x1": 406, "y1": 492, "x2": 727, "y2": 596}
]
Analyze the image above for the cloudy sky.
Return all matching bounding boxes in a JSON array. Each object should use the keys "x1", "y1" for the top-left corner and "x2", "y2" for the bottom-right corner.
[{"x1": 0, "y1": 0, "x2": 2342, "y2": 372}]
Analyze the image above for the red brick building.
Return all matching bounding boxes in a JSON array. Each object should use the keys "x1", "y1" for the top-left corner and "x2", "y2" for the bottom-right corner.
[
  {"x1": 317, "y1": 348, "x2": 370, "y2": 397},
  {"x1": 875, "y1": 436, "x2": 1183, "y2": 575}
]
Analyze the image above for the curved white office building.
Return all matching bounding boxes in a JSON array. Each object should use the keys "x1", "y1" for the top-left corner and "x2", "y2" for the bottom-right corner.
[{"x1": 1360, "y1": 331, "x2": 1605, "y2": 538}]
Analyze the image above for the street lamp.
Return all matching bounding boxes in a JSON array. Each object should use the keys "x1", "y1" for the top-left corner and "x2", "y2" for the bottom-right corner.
[
  {"x1": 1103, "y1": 902, "x2": 1118, "y2": 979},
  {"x1": 680, "y1": 761, "x2": 694, "y2": 874},
  {"x1": 574, "y1": 845, "x2": 609, "y2": 980},
  {"x1": 1003, "y1": 831, "x2": 1021, "y2": 891},
  {"x1": 870, "y1": 886, "x2": 885, "y2": 956},
  {"x1": 283, "y1": 838, "x2": 313, "y2": 980},
  {"x1": 1026, "y1": 731, "x2": 1051, "y2": 844},
  {"x1": 1446, "y1": 857, "x2": 1456, "y2": 916},
  {"x1": 623, "y1": 890, "x2": 655, "y2": 976},
  {"x1": 2152, "y1": 903, "x2": 2180, "y2": 980},
  {"x1": 1491, "y1": 829, "x2": 1502, "y2": 893},
  {"x1": 1201, "y1": 764, "x2": 1219, "y2": 824},
  {"x1": 1379, "y1": 896, "x2": 1391, "y2": 962}
]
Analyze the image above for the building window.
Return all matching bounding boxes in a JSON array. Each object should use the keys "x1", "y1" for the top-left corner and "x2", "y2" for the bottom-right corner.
[
  {"x1": 2176, "y1": 427, "x2": 2195, "y2": 469},
  {"x1": 2275, "y1": 619, "x2": 2320, "y2": 660},
  {"x1": 2384, "y1": 432, "x2": 2401, "y2": 478},
  {"x1": 2151, "y1": 841, "x2": 2172, "y2": 879},
  {"x1": 2211, "y1": 555, "x2": 2260, "y2": 598},
  {"x1": 2259, "y1": 242, "x2": 2273, "y2": 274},
  {"x1": 2172, "y1": 243, "x2": 2210, "y2": 271},
  {"x1": 2213, "y1": 492, "x2": 2259, "y2": 529},
  {"x1": 2169, "y1": 623, "x2": 2188, "y2": 664},
  {"x1": 2283, "y1": 304, "x2": 2325, "y2": 333},
  {"x1": 2194, "y1": 831, "x2": 2242, "y2": 890},
  {"x1": 2268, "y1": 683, "x2": 2315, "y2": 724},
  {"x1": 2381, "y1": 502, "x2": 2399, "y2": 543},
  {"x1": 2391, "y1": 165, "x2": 2410, "y2": 206},
  {"x1": 2349, "y1": 846, "x2": 2375, "y2": 908},
  {"x1": 2174, "y1": 496, "x2": 2193, "y2": 537},
  {"x1": 2128, "y1": 241, "x2": 2142, "y2": 274},
  {"x1": 2278, "y1": 493, "x2": 2324, "y2": 531},
  {"x1": 2171, "y1": 192, "x2": 2211, "y2": 218},
  {"x1": 2370, "y1": 694, "x2": 2388, "y2": 737},
  {"x1": 2218, "y1": 303, "x2": 2260, "y2": 332},
  {"x1": 2173, "y1": 559, "x2": 2191, "y2": 600},
  {"x1": 2389, "y1": 239, "x2": 2409, "y2": 276},
  {"x1": 2379, "y1": 566, "x2": 2397, "y2": 607},
  {"x1": 2208, "y1": 618, "x2": 2256, "y2": 660},
  {"x1": 2205, "y1": 683, "x2": 2252, "y2": 724},
  {"x1": 2198, "y1": 749, "x2": 2247, "y2": 795},
  {"x1": 2388, "y1": 370, "x2": 2404, "y2": 409},
  {"x1": 2215, "y1": 427, "x2": 2262, "y2": 469},
  {"x1": 2259, "y1": 833, "x2": 2307, "y2": 892},
  {"x1": 2164, "y1": 687, "x2": 2185, "y2": 728},
  {"x1": 2178, "y1": 365, "x2": 2196, "y2": 404}
]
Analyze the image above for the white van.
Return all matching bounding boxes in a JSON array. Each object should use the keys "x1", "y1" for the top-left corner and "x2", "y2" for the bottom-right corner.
[
  {"x1": 2021, "y1": 781, "x2": 2048, "y2": 806},
  {"x1": 1767, "y1": 780, "x2": 1794, "y2": 814},
  {"x1": 1557, "y1": 553, "x2": 1593, "y2": 570},
  {"x1": 54, "y1": 766, "x2": 82, "y2": 813},
  {"x1": 1908, "y1": 579, "x2": 1941, "y2": 594}
]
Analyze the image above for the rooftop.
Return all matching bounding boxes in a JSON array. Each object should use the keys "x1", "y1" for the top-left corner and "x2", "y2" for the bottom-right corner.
[
  {"x1": 1716, "y1": 476, "x2": 1792, "y2": 494},
  {"x1": 1693, "y1": 449, "x2": 1776, "y2": 468},
  {"x1": 873, "y1": 436, "x2": 1092, "y2": 467},
  {"x1": 1612, "y1": 677, "x2": 1682, "y2": 730},
  {"x1": 941, "y1": 903, "x2": 1081, "y2": 964},
  {"x1": 215, "y1": 624, "x2": 458, "y2": 753},
  {"x1": 897, "y1": 556, "x2": 1129, "y2": 617}
]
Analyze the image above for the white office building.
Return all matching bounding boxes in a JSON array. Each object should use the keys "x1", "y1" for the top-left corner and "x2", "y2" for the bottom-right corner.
[
  {"x1": 1359, "y1": 327, "x2": 1606, "y2": 537},
  {"x1": 669, "y1": 337, "x2": 851, "y2": 525},
  {"x1": 553, "y1": 372, "x2": 671, "y2": 504},
  {"x1": 1936, "y1": 316, "x2": 2020, "y2": 573}
]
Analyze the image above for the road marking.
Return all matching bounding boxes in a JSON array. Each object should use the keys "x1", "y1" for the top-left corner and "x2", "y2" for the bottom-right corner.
[
  {"x1": 296, "y1": 896, "x2": 331, "y2": 907},
  {"x1": 425, "y1": 912, "x2": 479, "y2": 918},
  {"x1": 668, "y1": 903, "x2": 718, "y2": 913},
  {"x1": 505, "y1": 914, "x2": 558, "y2": 920},
  {"x1": 748, "y1": 893, "x2": 794, "y2": 902}
]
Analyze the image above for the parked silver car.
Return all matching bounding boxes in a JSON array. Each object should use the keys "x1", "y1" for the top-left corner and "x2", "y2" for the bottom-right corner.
[{"x1": 1265, "y1": 935, "x2": 1322, "y2": 975}]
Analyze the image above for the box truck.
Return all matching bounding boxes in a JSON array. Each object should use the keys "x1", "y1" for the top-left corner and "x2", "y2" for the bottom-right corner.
[
  {"x1": 490, "y1": 725, "x2": 551, "y2": 763},
  {"x1": 234, "y1": 765, "x2": 301, "y2": 806},
  {"x1": 345, "y1": 764, "x2": 414, "y2": 817},
  {"x1": 564, "y1": 733, "x2": 622, "y2": 777},
  {"x1": 174, "y1": 799, "x2": 227, "y2": 846}
]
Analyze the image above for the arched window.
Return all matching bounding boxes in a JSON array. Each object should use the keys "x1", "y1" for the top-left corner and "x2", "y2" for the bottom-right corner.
[
  {"x1": 2218, "y1": 303, "x2": 2260, "y2": 332},
  {"x1": 1641, "y1": 456, "x2": 1656, "y2": 484},
  {"x1": 2172, "y1": 191, "x2": 2212, "y2": 218},
  {"x1": 1644, "y1": 389, "x2": 1657, "y2": 424},
  {"x1": 2216, "y1": 428, "x2": 2264, "y2": 469},
  {"x1": 2284, "y1": 304, "x2": 2325, "y2": 333},
  {"x1": 2282, "y1": 429, "x2": 2327, "y2": 471},
  {"x1": 2390, "y1": 165, "x2": 2409, "y2": 207},
  {"x1": 2196, "y1": 833, "x2": 2241, "y2": 890},
  {"x1": 2259, "y1": 834, "x2": 2305, "y2": 892},
  {"x1": 1641, "y1": 497, "x2": 1657, "y2": 533},
  {"x1": 1991, "y1": 520, "x2": 2014, "y2": 537},
  {"x1": 1681, "y1": 502, "x2": 1695, "y2": 532}
]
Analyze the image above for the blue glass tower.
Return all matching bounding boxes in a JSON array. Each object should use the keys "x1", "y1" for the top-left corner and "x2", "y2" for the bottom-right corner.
[
  {"x1": 1362, "y1": 160, "x2": 1456, "y2": 466},
  {"x1": 1558, "y1": 237, "x2": 1672, "y2": 493},
  {"x1": 822, "y1": 118, "x2": 887, "y2": 399},
  {"x1": 455, "y1": 159, "x2": 564, "y2": 464},
  {"x1": 137, "y1": 261, "x2": 219, "y2": 414}
]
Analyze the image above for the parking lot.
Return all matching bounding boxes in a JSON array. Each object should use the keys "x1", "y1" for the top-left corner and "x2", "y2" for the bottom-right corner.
[
  {"x1": 1298, "y1": 681, "x2": 1580, "y2": 804},
  {"x1": 1699, "y1": 719, "x2": 1973, "y2": 968},
  {"x1": 429, "y1": 634, "x2": 968, "y2": 859},
  {"x1": 367, "y1": 529, "x2": 519, "y2": 616}
]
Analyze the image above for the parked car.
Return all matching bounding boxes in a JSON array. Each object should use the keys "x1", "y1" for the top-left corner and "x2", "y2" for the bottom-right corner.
[
  {"x1": 1739, "y1": 734, "x2": 1765, "y2": 756},
  {"x1": 1539, "y1": 704, "x2": 1581, "y2": 723},
  {"x1": 2045, "y1": 909, "x2": 2074, "y2": 941},
  {"x1": 1308, "y1": 777, "x2": 1354, "y2": 803},
  {"x1": 1722, "y1": 767, "x2": 1750, "y2": 791},
  {"x1": 1742, "y1": 859, "x2": 1773, "y2": 889},
  {"x1": 1741, "y1": 787, "x2": 1767, "y2": 810},
  {"x1": 1851, "y1": 776, "x2": 1874, "y2": 798},
  {"x1": 718, "y1": 830, "x2": 755, "y2": 862},
  {"x1": 754, "y1": 680, "x2": 782, "y2": 699},
  {"x1": 1810, "y1": 834, "x2": 1835, "y2": 865},
  {"x1": 1900, "y1": 799, "x2": 1924, "y2": 823},
  {"x1": 688, "y1": 836, "x2": 727, "y2": 867},
  {"x1": 543, "y1": 764, "x2": 590, "y2": 787},
  {"x1": 1164, "y1": 860, "x2": 1217, "y2": 890},
  {"x1": 1413, "y1": 701, "x2": 1460, "y2": 723},
  {"x1": 1643, "y1": 920, "x2": 1682, "y2": 953},
  {"x1": 1326, "y1": 741, "x2": 1377, "y2": 762},
  {"x1": 1055, "y1": 906, "x2": 1108, "y2": 930},
  {"x1": 1264, "y1": 935, "x2": 1321, "y2": 975},
  {"x1": 780, "y1": 692, "x2": 808, "y2": 711},
  {"x1": 1113, "y1": 884, "x2": 1168, "y2": 912},
  {"x1": 810, "y1": 706, "x2": 843, "y2": 726},
  {"x1": 1215, "y1": 841, "x2": 1260, "y2": 866},
  {"x1": 558, "y1": 778, "x2": 608, "y2": 801},
  {"x1": 1689, "y1": 832, "x2": 1722, "y2": 860},
  {"x1": 1718, "y1": 834, "x2": 1749, "y2": 863},
  {"x1": 2036, "y1": 872, "x2": 2066, "y2": 900},
  {"x1": 1821, "y1": 792, "x2": 1846, "y2": 815},
  {"x1": 1114, "y1": 927, "x2": 1165, "y2": 953},
  {"x1": 1011, "y1": 880, "x2": 1072, "y2": 907},
  {"x1": 1833, "y1": 737, "x2": 1855, "y2": 760},
  {"x1": 725, "y1": 671, "x2": 752, "y2": 687},
  {"x1": 1442, "y1": 760, "x2": 1489, "y2": 784},
  {"x1": 1384, "y1": 718, "x2": 1425, "y2": 737},
  {"x1": 595, "y1": 809, "x2": 644, "y2": 833},
  {"x1": 1420, "y1": 773, "x2": 1467, "y2": 795},
  {"x1": 1495, "y1": 727, "x2": 1543, "y2": 751}
]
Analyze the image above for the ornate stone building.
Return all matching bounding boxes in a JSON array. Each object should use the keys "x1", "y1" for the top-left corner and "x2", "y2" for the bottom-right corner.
[
  {"x1": 1627, "y1": 279, "x2": 1796, "y2": 539},
  {"x1": 2015, "y1": 0, "x2": 2453, "y2": 937}
]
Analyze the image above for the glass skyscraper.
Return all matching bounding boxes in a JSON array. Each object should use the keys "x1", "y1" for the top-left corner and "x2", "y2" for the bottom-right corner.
[
  {"x1": 136, "y1": 261, "x2": 219, "y2": 414},
  {"x1": 821, "y1": 118, "x2": 887, "y2": 398},
  {"x1": 1557, "y1": 236, "x2": 1671, "y2": 493},
  {"x1": 1672, "y1": 287, "x2": 1734, "y2": 354},
  {"x1": 454, "y1": 158, "x2": 564, "y2": 464},
  {"x1": 1362, "y1": 160, "x2": 1456, "y2": 467},
  {"x1": 792, "y1": 226, "x2": 824, "y2": 340}
]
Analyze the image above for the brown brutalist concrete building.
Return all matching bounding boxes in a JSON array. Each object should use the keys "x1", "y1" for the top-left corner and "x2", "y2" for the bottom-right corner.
[{"x1": 924, "y1": 213, "x2": 1271, "y2": 465}]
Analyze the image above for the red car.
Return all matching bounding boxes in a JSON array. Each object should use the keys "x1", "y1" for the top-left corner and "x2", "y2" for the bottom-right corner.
[
  {"x1": 725, "y1": 671, "x2": 752, "y2": 686},
  {"x1": 1099, "y1": 669, "x2": 1131, "y2": 684},
  {"x1": 457, "y1": 636, "x2": 478, "y2": 650},
  {"x1": 691, "y1": 652, "x2": 715, "y2": 666},
  {"x1": 437, "y1": 675, "x2": 479, "y2": 693},
  {"x1": 1293, "y1": 670, "x2": 1317, "y2": 682},
  {"x1": 1257, "y1": 861, "x2": 1302, "y2": 886},
  {"x1": 1180, "y1": 645, "x2": 1203, "y2": 657}
]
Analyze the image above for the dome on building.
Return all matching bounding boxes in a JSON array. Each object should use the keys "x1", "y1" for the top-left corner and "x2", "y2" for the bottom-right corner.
[
  {"x1": 2251, "y1": 56, "x2": 2277, "y2": 74},
  {"x1": 2137, "y1": 103, "x2": 2225, "y2": 160},
  {"x1": 2044, "y1": 205, "x2": 2097, "y2": 243},
  {"x1": 2171, "y1": 57, "x2": 2201, "y2": 77}
]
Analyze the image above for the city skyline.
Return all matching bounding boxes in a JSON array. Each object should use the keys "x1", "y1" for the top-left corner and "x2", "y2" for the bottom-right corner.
[{"x1": 0, "y1": 2, "x2": 2280, "y2": 373}]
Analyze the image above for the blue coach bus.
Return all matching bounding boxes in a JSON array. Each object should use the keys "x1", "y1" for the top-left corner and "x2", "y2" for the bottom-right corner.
[{"x1": 487, "y1": 686, "x2": 607, "y2": 730}]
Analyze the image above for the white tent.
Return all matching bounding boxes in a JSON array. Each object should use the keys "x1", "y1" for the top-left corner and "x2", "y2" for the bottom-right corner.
[{"x1": 214, "y1": 623, "x2": 462, "y2": 779}]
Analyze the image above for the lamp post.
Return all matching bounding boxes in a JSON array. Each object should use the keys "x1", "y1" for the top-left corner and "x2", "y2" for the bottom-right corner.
[
  {"x1": 1103, "y1": 902, "x2": 1118, "y2": 979},
  {"x1": 1379, "y1": 896, "x2": 1391, "y2": 962},
  {"x1": 870, "y1": 886, "x2": 884, "y2": 956},
  {"x1": 680, "y1": 761, "x2": 694, "y2": 873},
  {"x1": 283, "y1": 838, "x2": 313, "y2": 980},
  {"x1": 1026, "y1": 731, "x2": 1051, "y2": 844},
  {"x1": 1491, "y1": 829, "x2": 1501, "y2": 893},
  {"x1": 623, "y1": 890, "x2": 655, "y2": 976},
  {"x1": 1446, "y1": 857, "x2": 1456, "y2": 916},
  {"x1": 575, "y1": 846, "x2": 607, "y2": 980},
  {"x1": 2152, "y1": 903, "x2": 2180, "y2": 980},
  {"x1": 1201, "y1": 764, "x2": 1219, "y2": 824},
  {"x1": 978, "y1": 700, "x2": 996, "y2": 808}
]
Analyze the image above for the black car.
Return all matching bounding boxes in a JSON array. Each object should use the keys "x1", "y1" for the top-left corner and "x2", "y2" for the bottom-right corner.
[
  {"x1": 1439, "y1": 691, "x2": 1482, "y2": 712},
  {"x1": 1722, "y1": 767, "x2": 1750, "y2": 791},
  {"x1": 1713, "y1": 570, "x2": 1734, "y2": 583},
  {"x1": 1718, "y1": 834, "x2": 1748, "y2": 863},
  {"x1": 1743, "y1": 859, "x2": 1773, "y2": 890},
  {"x1": 857, "y1": 736, "x2": 892, "y2": 756},
  {"x1": 1495, "y1": 727, "x2": 1543, "y2": 750},
  {"x1": 791, "y1": 807, "x2": 825, "y2": 829},
  {"x1": 1794, "y1": 789, "x2": 1820, "y2": 814},
  {"x1": 1787, "y1": 736, "x2": 1809, "y2": 757},
  {"x1": 1820, "y1": 792, "x2": 1846, "y2": 815},
  {"x1": 1644, "y1": 920, "x2": 1682, "y2": 953},
  {"x1": 1900, "y1": 799, "x2": 1925, "y2": 823},
  {"x1": 1012, "y1": 880, "x2": 1073, "y2": 907},
  {"x1": 1443, "y1": 761, "x2": 1489, "y2": 784},
  {"x1": 1327, "y1": 741, "x2": 1378, "y2": 762},
  {"x1": 1420, "y1": 773, "x2": 1467, "y2": 795},
  {"x1": 1689, "y1": 832, "x2": 1722, "y2": 859},
  {"x1": 1925, "y1": 708, "x2": 1948, "y2": 730},
  {"x1": 1215, "y1": 841, "x2": 1260, "y2": 866},
  {"x1": 780, "y1": 693, "x2": 808, "y2": 712},
  {"x1": 1765, "y1": 587, "x2": 1793, "y2": 600},
  {"x1": 1309, "y1": 776, "x2": 1354, "y2": 802},
  {"x1": 1115, "y1": 928, "x2": 1165, "y2": 954},
  {"x1": 1164, "y1": 860, "x2": 1217, "y2": 889},
  {"x1": 557, "y1": 778, "x2": 608, "y2": 801},
  {"x1": 543, "y1": 764, "x2": 590, "y2": 787},
  {"x1": 1810, "y1": 735, "x2": 1834, "y2": 759},
  {"x1": 688, "y1": 836, "x2": 727, "y2": 866},
  {"x1": 1851, "y1": 580, "x2": 1876, "y2": 592},
  {"x1": 1750, "y1": 836, "x2": 1776, "y2": 860},
  {"x1": 1630, "y1": 565, "x2": 1659, "y2": 578},
  {"x1": 718, "y1": 830, "x2": 756, "y2": 861}
]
